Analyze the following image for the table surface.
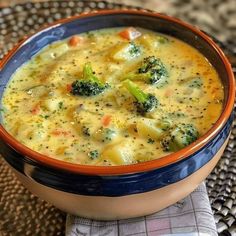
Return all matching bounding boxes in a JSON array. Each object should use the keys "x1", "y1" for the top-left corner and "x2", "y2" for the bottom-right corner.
[{"x1": 0, "y1": 1, "x2": 236, "y2": 235}]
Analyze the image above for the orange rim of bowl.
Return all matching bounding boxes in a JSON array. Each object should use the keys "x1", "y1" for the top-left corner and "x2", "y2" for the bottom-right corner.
[{"x1": 0, "y1": 10, "x2": 235, "y2": 175}]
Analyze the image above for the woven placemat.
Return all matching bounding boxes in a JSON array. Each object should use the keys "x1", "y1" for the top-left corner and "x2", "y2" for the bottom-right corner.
[{"x1": 0, "y1": 1, "x2": 235, "y2": 235}]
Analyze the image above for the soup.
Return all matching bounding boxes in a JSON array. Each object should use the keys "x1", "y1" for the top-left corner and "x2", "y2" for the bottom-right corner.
[{"x1": 1, "y1": 27, "x2": 224, "y2": 166}]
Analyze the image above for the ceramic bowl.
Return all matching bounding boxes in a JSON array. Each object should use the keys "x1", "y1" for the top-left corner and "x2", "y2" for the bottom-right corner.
[{"x1": 0, "y1": 10, "x2": 235, "y2": 220}]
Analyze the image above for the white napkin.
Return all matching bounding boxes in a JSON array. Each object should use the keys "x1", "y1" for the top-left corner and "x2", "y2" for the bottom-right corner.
[{"x1": 66, "y1": 182, "x2": 217, "y2": 236}]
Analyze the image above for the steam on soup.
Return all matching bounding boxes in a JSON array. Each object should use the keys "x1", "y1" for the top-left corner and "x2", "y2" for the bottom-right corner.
[{"x1": 2, "y1": 27, "x2": 224, "y2": 165}]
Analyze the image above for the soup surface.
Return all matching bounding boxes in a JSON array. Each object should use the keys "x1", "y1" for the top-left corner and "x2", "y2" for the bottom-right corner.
[{"x1": 2, "y1": 27, "x2": 224, "y2": 166}]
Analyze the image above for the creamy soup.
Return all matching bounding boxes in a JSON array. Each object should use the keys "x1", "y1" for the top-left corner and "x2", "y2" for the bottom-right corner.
[{"x1": 1, "y1": 27, "x2": 224, "y2": 165}]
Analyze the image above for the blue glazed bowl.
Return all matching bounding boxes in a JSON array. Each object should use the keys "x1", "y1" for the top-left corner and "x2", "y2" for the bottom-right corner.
[{"x1": 0, "y1": 10, "x2": 235, "y2": 219}]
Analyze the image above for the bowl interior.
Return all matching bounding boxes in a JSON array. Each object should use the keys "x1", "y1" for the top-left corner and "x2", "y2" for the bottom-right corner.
[
  {"x1": 0, "y1": 11, "x2": 234, "y2": 175},
  {"x1": 0, "y1": 12, "x2": 230, "y2": 108}
]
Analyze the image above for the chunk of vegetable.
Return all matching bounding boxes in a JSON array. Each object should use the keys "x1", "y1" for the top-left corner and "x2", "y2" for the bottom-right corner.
[
  {"x1": 70, "y1": 63, "x2": 109, "y2": 96},
  {"x1": 137, "y1": 119, "x2": 164, "y2": 140},
  {"x1": 161, "y1": 124, "x2": 199, "y2": 151},
  {"x1": 111, "y1": 42, "x2": 141, "y2": 61},
  {"x1": 123, "y1": 79, "x2": 158, "y2": 115},
  {"x1": 137, "y1": 118, "x2": 172, "y2": 140},
  {"x1": 101, "y1": 115, "x2": 112, "y2": 127},
  {"x1": 118, "y1": 27, "x2": 142, "y2": 40},
  {"x1": 44, "y1": 98, "x2": 62, "y2": 112},
  {"x1": 125, "y1": 56, "x2": 169, "y2": 87},
  {"x1": 68, "y1": 35, "x2": 83, "y2": 47},
  {"x1": 101, "y1": 141, "x2": 133, "y2": 165}
]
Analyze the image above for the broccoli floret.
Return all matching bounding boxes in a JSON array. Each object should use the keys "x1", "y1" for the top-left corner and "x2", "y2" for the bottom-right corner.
[
  {"x1": 126, "y1": 56, "x2": 168, "y2": 87},
  {"x1": 123, "y1": 79, "x2": 158, "y2": 115},
  {"x1": 161, "y1": 124, "x2": 199, "y2": 152},
  {"x1": 139, "y1": 56, "x2": 168, "y2": 85},
  {"x1": 128, "y1": 42, "x2": 141, "y2": 57},
  {"x1": 70, "y1": 63, "x2": 109, "y2": 96},
  {"x1": 138, "y1": 56, "x2": 159, "y2": 73}
]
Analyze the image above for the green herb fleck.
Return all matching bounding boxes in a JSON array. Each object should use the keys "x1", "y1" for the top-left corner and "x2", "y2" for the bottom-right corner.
[
  {"x1": 40, "y1": 114, "x2": 50, "y2": 119},
  {"x1": 58, "y1": 101, "x2": 63, "y2": 109},
  {"x1": 88, "y1": 150, "x2": 99, "y2": 160},
  {"x1": 147, "y1": 138, "x2": 155, "y2": 144},
  {"x1": 156, "y1": 35, "x2": 169, "y2": 44},
  {"x1": 82, "y1": 126, "x2": 90, "y2": 136},
  {"x1": 129, "y1": 42, "x2": 141, "y2": 57}
]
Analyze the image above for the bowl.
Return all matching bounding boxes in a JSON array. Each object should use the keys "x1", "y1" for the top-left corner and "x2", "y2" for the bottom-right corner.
[{"x1": 0, "y1": 10, "x2": 235, "y2": 220}]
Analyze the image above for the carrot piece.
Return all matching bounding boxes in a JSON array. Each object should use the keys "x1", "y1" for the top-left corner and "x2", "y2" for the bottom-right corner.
[
  {"x1": 102, "y1": 115, "x2": 112, "y2": 127},
  {"x1": 118, "y1": 27, "x2": 142, "y2": 40},
  {"x1": 66, "y1": 84, "x2": 72, "y2": 92},
  {"x1": 68, "y1": 35, "x2": 83, "y2": 47},
  {"x1": 51, "y1": 130, "x2": 71, "y2": 136},
  {"x1": 31, "y1": 103, "x2": 40, "y2": 115}
]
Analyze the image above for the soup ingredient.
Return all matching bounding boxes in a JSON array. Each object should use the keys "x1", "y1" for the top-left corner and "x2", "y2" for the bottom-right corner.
[
  {"x1": 101, "y1": 140, "x2": 133, "y2": 165},
  {"x1": 161, "y1": 124, "x2": 199, "y2": 151},
  {"x1": 68, "y1": 35, "x2": 83, "y2": 47},
  {"x1": 111, "y1": 42, "x2": 141, "y2": 61},
  {"x1": 101, "y1": 115, "x2": 112, "y2": 127},
  {"x1": 123, "y1": 79, "x2": 158, "y2": 114},
  {"x1": 118, "y1": 27, "x2": 142, "y2": 40},
  {"x1": 2, "y1": 27, "x2": 224, "y2": 166},
  {"x1": 137, "y1": 118, "x2": 172, "y2": 140},
  {"x1": 125, "y1": 56, "x2": 168, "y2": 86},
  {"x1": 70, "y1": 62, "x2": 109, "y2": 96}
]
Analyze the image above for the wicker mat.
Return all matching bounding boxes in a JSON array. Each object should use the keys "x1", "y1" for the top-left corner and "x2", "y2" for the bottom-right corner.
[{"x1": 0, "y1": 1, "x2": 235, "y2": 235}]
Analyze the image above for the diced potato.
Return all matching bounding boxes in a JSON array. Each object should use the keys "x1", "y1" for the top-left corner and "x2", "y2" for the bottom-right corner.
[
  {"x1": 43, "y1": 98, "x2": 62, "y2": 111},
  {"x1": 110, "y1": 42, "x2": 140, "y2": 61},
  {"x1": 137, "y1": 118, "x2": 165, "y2": 140},
  {"x1": 101, "y1": 141, "x2": 134, "y2": 165},
  {"x1": 138, "y1": 34, "x2": 159, "y2": 49}
]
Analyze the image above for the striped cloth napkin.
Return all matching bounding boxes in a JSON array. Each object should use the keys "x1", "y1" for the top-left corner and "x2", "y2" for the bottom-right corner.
[{"x1": 66, "y1": 182, "x2": 217, "y2": 236}]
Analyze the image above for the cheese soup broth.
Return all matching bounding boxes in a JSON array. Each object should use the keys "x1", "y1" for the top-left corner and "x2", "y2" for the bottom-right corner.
[{"x1": 2, "y1": 27, "x2": 224, "y2": 166}]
